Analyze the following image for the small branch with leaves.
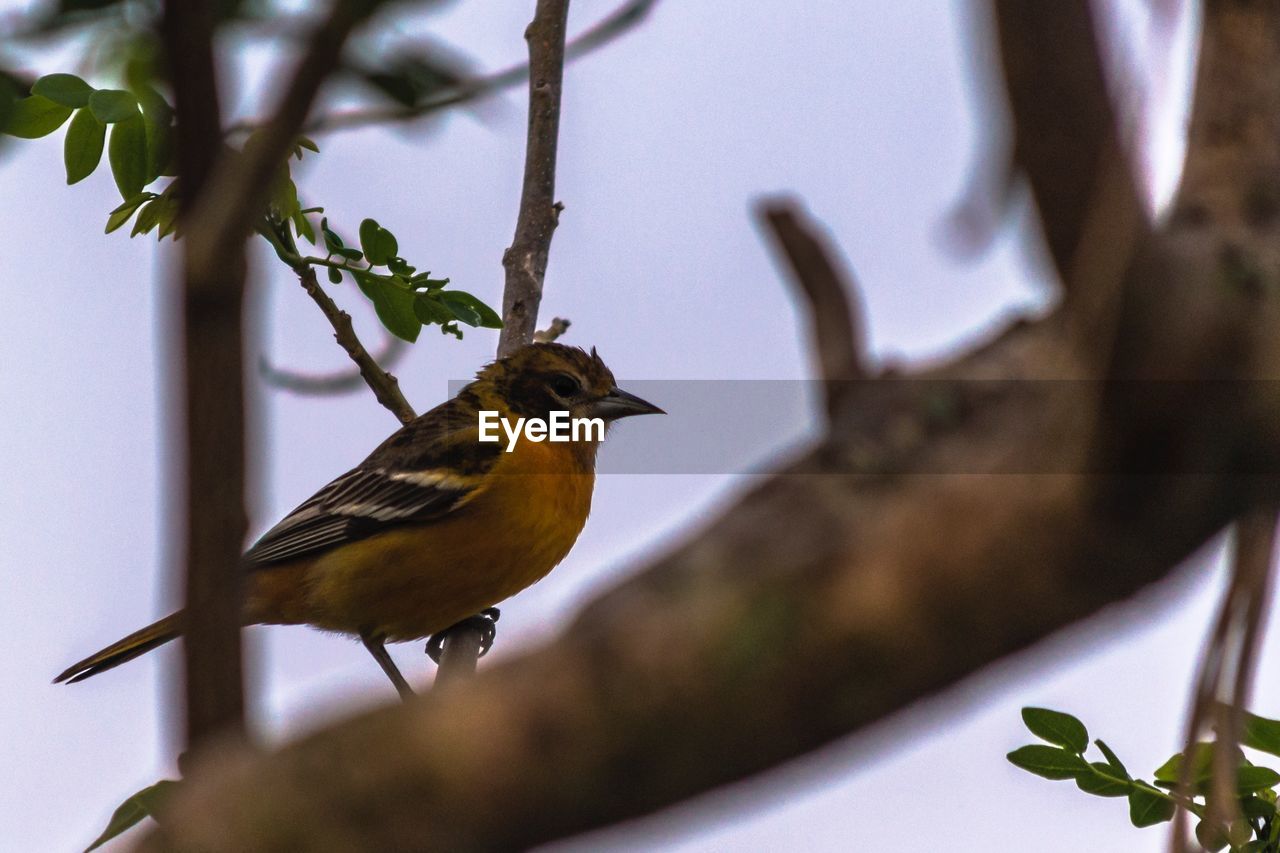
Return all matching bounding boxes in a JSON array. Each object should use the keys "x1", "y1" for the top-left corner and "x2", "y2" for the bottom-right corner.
[{"x1": 1009, "y1": 705, "x2": 1280, "y2": 851}]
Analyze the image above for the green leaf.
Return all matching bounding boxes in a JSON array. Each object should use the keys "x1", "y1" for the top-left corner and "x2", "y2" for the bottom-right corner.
[
  {"x1": 104, "y1": 192, "x2": 155, "y2": 233},
  {"x1": 355, "y1": 272, "x2": 421, "y2": 343},
  {"x1": 388, "y1": 256, "x2": 413, "y2": 277},
  {"x1": 1021, "y1": 708, "x2": 1089, "y2": 754},
  {"x1": 137, "y1": 88, "x2": 172, "y2": 182},
  {"x1": 411, "y1": 273, "x2": 449, "y2": 290},
  {"x1": 1195, "y1": 820, "x2": 1231, "y2": 852},
  {"x1": 321, "y1": 217, "x2": 343, "y2": 252},
  {"x1": 292, "y1": 208, "x2": 315, "y2": 246},
  {"x1": 1242, "y1": 795, "x2": 1278, "y2": 819},
  {"x1": 32, "y1": 73, "x2": 93, "y2": 107},
  {"x1": 1154, "y1": 743, "x2": 1215, "y2": 785},
  {"x1": 1238, "y1": 765, "x2": 1280, "y2": 793},
  {"x1": 358, "y1": 218, "x2": 398, "y2": 266},
  {"x1": 86, "y1": 779, "x2": 178, "y2": 851},
  {"x1": 64, "y1": 108, "x2": 106, "y2": 184},
  {"x1": 414, "y1": 293, "x2": 454, "y2": 326},
  {"x1": 1006, "y1": 745, "x2": 1090, "y2": 781},
  {"x1": 131, "y1": 198, "x2": 161, "y2": 236},
  {"x1": 1244, "y1": 711, "x2": 1280, "y2": 758},
  {"x1": 1075, "y1": 763, "x2": 1132, "y2": 797},
  {"x1": 440, "y1": 290, "x2": 503, "y2": 328},
  {"x1": 1094, "y1": 739, "x2": 1130, "y2": 779},
  {"x1": 4, "y1": 95, "x2": 73, "y2": 138},
  {"x1": 336, "y1": 247, "x2": 363, "y2": 262},
  {"x1": 327, "y1": 266, "x2": 343, "y2": 284},
  {"x1": 88, "y1": 89, "x2": 140, "y2": 123},
  {"x1": 154, "y1": 194, "x2": 179, "y2": 240},
  {"x1": 270, "y1": 168, "x2": 300, "y2": 219},
  {"x1": 296, "y1": 135, "x2": 319, "y2": 153},
  {"x1": 1128, "y1": 786, "x2": 1176, "y2": 828},
  {"x1": 107, "y1": 114, "x2": 147, "y2": 200}
]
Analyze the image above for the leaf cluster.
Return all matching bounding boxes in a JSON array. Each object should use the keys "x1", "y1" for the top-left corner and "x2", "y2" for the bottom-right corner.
[
  {"x1": 1009, "y1": 707, "x2": 1280, "y2": 851},
  {"x1": 1, "y1": 71, "x2": 503, "y2": 343},
  {"x1": 306, "y1": 215, "x2": 502, "y2": 343},
  {"x1": 2, "y1": 72, "x2": 173, "y2": 199}
]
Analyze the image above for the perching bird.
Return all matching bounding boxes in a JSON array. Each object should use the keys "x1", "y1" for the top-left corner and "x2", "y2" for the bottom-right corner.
[{"x1": 55, "y1": 343, "x2": 663, "y2": 696}]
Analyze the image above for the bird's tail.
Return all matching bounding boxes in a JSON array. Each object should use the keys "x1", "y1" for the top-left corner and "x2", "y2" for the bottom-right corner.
[{"x1": 53, "y1": 612, "x2": 184, "y2": 684}]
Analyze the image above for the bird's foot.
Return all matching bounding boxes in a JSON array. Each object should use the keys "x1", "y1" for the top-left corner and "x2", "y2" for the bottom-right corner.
[{"x1": 426, "y1": 607, "x2": 501, "y2": 664}]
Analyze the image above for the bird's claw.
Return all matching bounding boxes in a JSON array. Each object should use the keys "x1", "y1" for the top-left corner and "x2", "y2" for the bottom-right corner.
[{"x1": 426, "y1": 607, "x2": 501, "y2": 664}]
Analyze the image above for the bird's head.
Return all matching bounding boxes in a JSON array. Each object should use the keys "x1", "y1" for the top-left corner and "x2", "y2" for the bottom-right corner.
[{"x1": 472, "y1": 342, "x2": 664, "y2": 424}]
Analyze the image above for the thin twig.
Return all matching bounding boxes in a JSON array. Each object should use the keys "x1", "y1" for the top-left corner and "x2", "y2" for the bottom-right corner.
[
  {"x1": 433, "y1": 630, "x2": 484, "y2": 687},
  {"x1": 1172, "y1": 508, "x2": 1278, "y2": 852},
  {"x1": 757, "y1": 198, "x2": 866, "y2": 422},
  {"x1": 495, "y1": 0, "x2": 571, "y2": 359},
  {"x1": 433, "y1": 0, "x2": 572, "y2": 685},
  {"x1": 532, "y1": 316, "x2": 571, "y2": 343},
  {"x1": 293, "y1": 0, "x2": 653, "y2": 135},
  {"x1": 293, "y1": 266, "x2": 416, "y2": 424},
  {"x1": 260, "y1": 337, "x2": 408, "y2": 396}
]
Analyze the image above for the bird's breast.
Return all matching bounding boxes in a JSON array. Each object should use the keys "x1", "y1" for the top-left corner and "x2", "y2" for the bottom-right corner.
[{"x1": 292, "y1": 439, "x2": 597, "y2": 641}]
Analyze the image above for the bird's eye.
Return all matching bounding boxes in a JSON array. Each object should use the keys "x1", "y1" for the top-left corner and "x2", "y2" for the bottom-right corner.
[{"x1": 549, "y1": 373, "x2": 580, "y2": 397}]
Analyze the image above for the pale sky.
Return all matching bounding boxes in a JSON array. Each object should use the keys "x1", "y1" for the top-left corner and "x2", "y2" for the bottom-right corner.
[{"x1": 0, "y1": 2, "x2": 1249, "y2": 852}]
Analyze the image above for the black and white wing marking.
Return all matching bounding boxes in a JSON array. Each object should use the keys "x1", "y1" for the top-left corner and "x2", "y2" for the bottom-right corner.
[{"x1": 243, "y1": 467, "x2": 481, "y2": 568}]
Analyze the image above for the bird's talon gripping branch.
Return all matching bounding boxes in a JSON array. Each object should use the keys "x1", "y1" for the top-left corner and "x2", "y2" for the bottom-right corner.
[{"x1": 426, "y1": 607, "x2": 501, "y2": 664}]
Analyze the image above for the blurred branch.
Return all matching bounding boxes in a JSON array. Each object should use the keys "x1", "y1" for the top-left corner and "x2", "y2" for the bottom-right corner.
[
  {"x1": 259, "y1": 337, "x2": 408, "y2": 397},
  {"x1": 992, "y1": 0, "x2": 1146, "y2": 285},
  {"x1": 139, "y1": 271, "x2": 1280, "y2": 852},
  {"x1": 170, "y1": 0, "x2": 392, "y2": 747},
  {"x1": 1173, "y1": 508, "x2": 1277, "y2": 851},
  {"x1": 757, "y1": 198, "x2": 866, "y2": 421},
  {"x1": 162, "y1": 0, "x2": 247, "y2": 748},
  {"x1": 299, "y1": 0, "x2": 655, "y2": 134},
  {"x1": 991, "y1": 0, "x2": 1148, "y2": 364},
  {"x1": 186, "y1": 0, "x2": 384, "y2": 278}
]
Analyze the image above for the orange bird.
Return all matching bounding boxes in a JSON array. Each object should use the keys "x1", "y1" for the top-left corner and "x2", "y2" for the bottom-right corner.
[{"x1": 56, "y1": 343, "x2": 663, "y2": 696}]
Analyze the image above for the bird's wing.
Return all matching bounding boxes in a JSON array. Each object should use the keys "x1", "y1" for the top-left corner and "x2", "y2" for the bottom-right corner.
[{"x1": 244, "y1": 399, "x2": 501, "y2": 568}]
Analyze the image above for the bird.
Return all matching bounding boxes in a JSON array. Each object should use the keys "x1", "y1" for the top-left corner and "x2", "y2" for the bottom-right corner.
[{"x1": 54, "y1": 342, "x2": 663, "y2": 697}]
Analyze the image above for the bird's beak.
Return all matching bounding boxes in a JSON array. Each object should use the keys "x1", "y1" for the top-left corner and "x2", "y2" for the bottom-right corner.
[{"x1": 587, "y1": 387, "x2": 665, "y2": 421}]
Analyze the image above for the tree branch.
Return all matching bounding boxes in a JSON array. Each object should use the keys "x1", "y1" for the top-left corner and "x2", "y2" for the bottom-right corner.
[
  {"x1": 161, "y1": 0, "x2": 247, "y2": 747},
  {"x1": 757, "y1": 198, "x2": 867, "y2": 421},
  {"x1": 992, "y1": 0, "x2": 1147, "y2": 300},
  {"x1": 186, "y1": 0, "x2": 382, "y2": 278},
  {"x1": 426, "y1": 0, "x2": 573, "y2": 684},
  {"x1": 496, "y1": 0, "x2": 570, "y2": 359},
  {"x1": 298, "y1": 0, "x2": 653, "y2": 135},
  {"x1": 165, "y1": 0, "x2": 392, "y2": 746},
  {"x1": 259, "y1": 336, "x2": 408, "y2": 397},
  {"x1": 533, "y1": 316, "x2": 571, "y2": 343},
  {"x1": 292, "y1": 266, "x2": 416, "y2": 424}
]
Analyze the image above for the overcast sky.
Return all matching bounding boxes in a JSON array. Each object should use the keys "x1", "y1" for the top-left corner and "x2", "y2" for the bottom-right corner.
[{"x1": 0, "y1": 1, "x2": 1254, "y2": 851}]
